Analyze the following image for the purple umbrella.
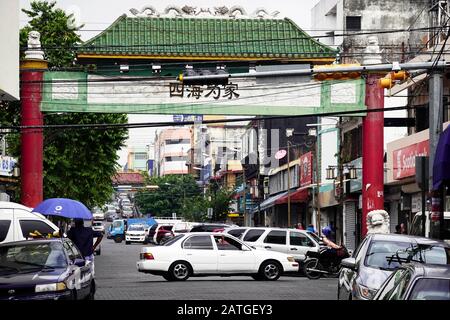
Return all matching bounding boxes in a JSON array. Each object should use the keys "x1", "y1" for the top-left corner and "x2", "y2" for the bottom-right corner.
[
  {"x1": 32, "y1": 198, "x2": 93, "y2": 220},
  {"x1": 433, "y1": 126, "x2": 450, "y2": 190}
]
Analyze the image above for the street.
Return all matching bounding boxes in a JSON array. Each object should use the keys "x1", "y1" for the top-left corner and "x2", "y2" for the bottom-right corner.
[{"x1": 94, "y1": 238, "x2": 338, "y2": 300}]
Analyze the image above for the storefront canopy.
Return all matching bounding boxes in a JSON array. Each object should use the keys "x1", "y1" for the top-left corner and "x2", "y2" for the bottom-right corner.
[
  {"x1": 275, "y1": 188, "x2": 309, "y2": 205},
  {"x1": 251, "y1": 191, "x2": 288, "y2": 213},
  {"x1": 433, "y1": 126, "x2": 450, "y2": 190}
]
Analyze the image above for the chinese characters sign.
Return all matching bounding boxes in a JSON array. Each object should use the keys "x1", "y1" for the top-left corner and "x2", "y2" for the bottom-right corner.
[
  {"x1": 393, "y1": 140, "x2": 429, "y2": 180},
  {"x1": 169, "y1": 83, "x2": 240, "y2": 100},
  {"x1": 0, "y1": 156, "x2": 16, "y2": 177},
  {"x1": 300, "y1": 152, "x2": 313, "y2": 187}
]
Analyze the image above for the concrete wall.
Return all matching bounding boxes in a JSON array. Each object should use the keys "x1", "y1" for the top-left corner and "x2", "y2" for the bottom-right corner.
[{"x1": 0, "y1": 0, "x2": 19, "y2": 101}]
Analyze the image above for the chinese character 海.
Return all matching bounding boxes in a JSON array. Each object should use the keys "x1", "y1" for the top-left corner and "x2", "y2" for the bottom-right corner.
[
  {"x1": 186, "y1": 85, "x2": 203, "y2": 99},
  {"x1": 169, "y1": 83, "x2": 184, "y2": 97},
  {"x1": 223, "y1": 83, "x2": 240, "y2": 99}
]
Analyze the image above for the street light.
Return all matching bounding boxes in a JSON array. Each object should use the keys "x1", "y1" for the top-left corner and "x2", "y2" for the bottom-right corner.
[{"x1": 286, "y1": 128, "x2": 294, "y2": 228}]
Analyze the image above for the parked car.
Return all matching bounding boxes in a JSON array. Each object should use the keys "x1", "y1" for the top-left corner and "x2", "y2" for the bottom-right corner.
[
  {"x1": 0, "y1": 239, "x2": 95, "y2": 300},
  {"x1": 224, "y1": 227, "x2": 319, "y2": 264},
  {"x1": 106, "y1": 212, "x2": 117, "y2": 222},
  {"x1": 373, "y1": 263, "x2": 450, "y2": 300},
  {"x1": 337, "y1": 233, "x2": 450, "y2": 300},
  {"x1": 0, "y1": 201, "x2": 59, "y2": 244},
  {"x1": 189, "y1": 223, "x2": 232, "y2": 232},
  {"x1": 125, "y1": 224, "x2": 147, "y2": 245},
  {"x1": 146, "y1": 224, "x2": 175, "y2": 245},
  {"x1": 92, "y1": 221, "x2": 104, "y2": 233},
  {"x1": 136, "y1": 232, "x2": 299, "y2": 281}
]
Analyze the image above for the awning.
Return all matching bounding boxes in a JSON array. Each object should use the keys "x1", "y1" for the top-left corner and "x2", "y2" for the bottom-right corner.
[
  {"x1": 275, "y1": 188, "x2": 309, "y2": 205},
  {"x1": 433, "y1": 126, "x2": 450, "y2": 190},
  {"x1": 251, "y1": 191, "x2": 288, "y2": 213}
]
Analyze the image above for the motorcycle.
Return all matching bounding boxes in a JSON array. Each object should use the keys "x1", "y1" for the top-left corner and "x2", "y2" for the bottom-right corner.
[{"x1": 303, "y1": 245, "x2": 350, "y2": 279}]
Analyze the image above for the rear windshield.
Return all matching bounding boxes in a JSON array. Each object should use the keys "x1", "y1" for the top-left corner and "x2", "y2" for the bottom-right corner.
[{"x1": 163, "y1": 234, "x2": 184, "y2": 246}]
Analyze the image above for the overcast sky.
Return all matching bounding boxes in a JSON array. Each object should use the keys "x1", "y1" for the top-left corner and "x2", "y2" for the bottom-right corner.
[{"x1": 19, "y1": 0, "x2": 322, "y2": 167}]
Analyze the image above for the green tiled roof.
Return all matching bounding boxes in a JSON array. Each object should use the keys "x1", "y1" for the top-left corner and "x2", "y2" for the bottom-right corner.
[{"x1": 78, "y1": 15, "x2": 336, "y2": 61}]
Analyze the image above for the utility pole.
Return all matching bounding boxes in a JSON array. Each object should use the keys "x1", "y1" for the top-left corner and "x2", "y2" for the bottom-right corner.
[
  {"x1": 315, "y1": 137, "x2": 321, "y2": 236},
  {"x1": 287, "y1": 140, "x2": 291, "y2": 228},
  {"x1": 429, "y1": 71, "x2": 444, "y2": 239}
]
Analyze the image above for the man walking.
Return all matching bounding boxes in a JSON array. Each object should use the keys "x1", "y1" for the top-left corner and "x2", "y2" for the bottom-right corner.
[{"x1": 68, "y1": 219, "x2": 103, "y2": 273}]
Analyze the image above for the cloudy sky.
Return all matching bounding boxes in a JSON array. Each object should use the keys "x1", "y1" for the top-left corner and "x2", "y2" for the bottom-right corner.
[{"x1": 20, "y1": 0, "x2": 324, "y2": 167}]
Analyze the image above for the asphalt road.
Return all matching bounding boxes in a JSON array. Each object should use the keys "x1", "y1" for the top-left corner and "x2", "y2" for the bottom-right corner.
[{"x1": 94, "y1": 235, "x2": 338, "y2": 300}]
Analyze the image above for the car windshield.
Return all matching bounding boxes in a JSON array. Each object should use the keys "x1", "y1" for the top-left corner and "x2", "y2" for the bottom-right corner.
[
  {"x1": 112, "y1": 221, "x2": 122, "y2": 228},
  {"x1": 0, "y1": 242, "x2": 67, "y2": 275},
  {"x1": 162, "y1": 234, "x2": 184, "y2": 246},
  {"x1": 128, "y1": 225, "x2": 144, "y2": 231},
  {"x1": 365, "y1": 241, "x2": 450, "y2": 270},
  {"x1": 409, "y1": 278, "x2": 450, "y2": 300},
  {"x1": 307, "y1": 232, "x2": 321, "y2": 244}
]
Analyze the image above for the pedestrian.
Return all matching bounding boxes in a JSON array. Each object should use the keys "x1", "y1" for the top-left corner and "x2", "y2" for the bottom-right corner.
[
  {"x1": 322, "y1": 221, "x2": 337, "y2": 243},
  {"x1": 394, "y1": 224, "x2": 401, "y2": 234},
  {"x1": 67, "y1": 218, "x2": 103, "y2": 274},
  {"x1": 296, "y1": 223, "x2": 305, "y2": 230},
  {"x1": 400, "y1": 223, "x2": 407, "y2": 234}
]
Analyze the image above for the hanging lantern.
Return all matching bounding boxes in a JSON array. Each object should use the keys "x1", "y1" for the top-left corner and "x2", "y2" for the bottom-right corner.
[
  {"x1": 326, "y1": 167, "x2": 336, "y2": 180},
  {"x1": 349, "y1": 167, "x2": 358, "y2": 180}
]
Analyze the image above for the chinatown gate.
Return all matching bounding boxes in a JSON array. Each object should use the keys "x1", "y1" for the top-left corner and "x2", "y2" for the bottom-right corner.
[{"x1": 21, "y1": 6, "x2": 370, "y2": 233}]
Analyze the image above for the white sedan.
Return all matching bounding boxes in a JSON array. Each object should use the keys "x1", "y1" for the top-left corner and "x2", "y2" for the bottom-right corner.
[{"x1": 136, "y1": 232, "x2": 299, "y2": 281}]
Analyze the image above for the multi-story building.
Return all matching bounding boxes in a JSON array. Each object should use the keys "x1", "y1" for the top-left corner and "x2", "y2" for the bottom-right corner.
[
  {"x1": 154, "y1": 128, "x2": 191, "y2": 176},
  {"x1": 126, "y1": 147, "x2": 148, "y2": 172},
  {"x1": 310, "y1": 0, "x2": 441, "y2": 250},
  {"x1": 0, "y1": 0, "x2": 19, "y2": 201}
]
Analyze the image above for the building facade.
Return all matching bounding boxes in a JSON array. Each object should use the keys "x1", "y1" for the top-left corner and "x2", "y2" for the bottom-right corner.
[{"x1": 154, "y1": 128, "x2": 191, "y2": 176}]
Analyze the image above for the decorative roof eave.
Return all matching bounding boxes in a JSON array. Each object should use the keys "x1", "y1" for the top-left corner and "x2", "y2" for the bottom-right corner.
[{"x1": 77, "y1": 53, "x2": 336, "y2": 63}]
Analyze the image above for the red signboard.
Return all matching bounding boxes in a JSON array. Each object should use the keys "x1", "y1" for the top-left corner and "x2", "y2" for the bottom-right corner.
[
  {"x1": 393, "y1": 140, "x2": 429, "y2": 180},
  {"x1": 300, "y1": 152, "x2": 313, "y2": 186}
]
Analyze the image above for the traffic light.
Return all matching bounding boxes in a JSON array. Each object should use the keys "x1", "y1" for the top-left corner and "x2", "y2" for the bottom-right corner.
[
  {"x1": 313, "y1": 64, "x2": 361, "y2": 81},
  {"x1": 379, "y1": 70, "x2": 409, "y2": 89}
]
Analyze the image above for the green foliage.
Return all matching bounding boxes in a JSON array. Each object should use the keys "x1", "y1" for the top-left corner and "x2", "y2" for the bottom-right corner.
[
  {"x1": 134, "y1": 175, "x2": 203, "y2": 218},
  {"x1": 0, "y1": 1, "x2": 128, "y2": 207},
  {"x1": 206, "y1": 185, "x2": 236, "y2": 222}
]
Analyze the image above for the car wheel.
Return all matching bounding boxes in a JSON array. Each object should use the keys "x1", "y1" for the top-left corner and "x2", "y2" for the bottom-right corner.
[
  {"x1": 169, "y1": 261, "x2": 191, "y2": 281},
  {"x1": 114, "y1": 236, "x2": 123, "y2": 243},
  {"x1": 162, "y1": 273, "x2": 173, "y2": 281},
  {"x1": 303, "y1": 259, "x2": 323, "y2": 280},
  {"x1": 125, "y1": 241, "x2": 130, "y2": 245},
  {"x1": 258, "y1": 260, "x2": 282, "y2": 281}
]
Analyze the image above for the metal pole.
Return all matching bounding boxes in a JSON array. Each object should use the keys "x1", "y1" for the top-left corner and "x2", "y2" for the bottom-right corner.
[
  {"x1": 179, "y1": 61, "x2": 448, "y2": 82},
  {"x1": 429, "y1": 72, "x2": 444, "y2": 239},
  {"x1": 287, "y1": 141, "x2": 291, "y2": 228},
  {"x1": 316, "y1": 138, "x2": 321, "y2": 236}
]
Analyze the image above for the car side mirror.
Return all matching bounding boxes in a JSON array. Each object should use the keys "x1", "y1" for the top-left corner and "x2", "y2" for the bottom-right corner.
[
  {"x1": 73, "y1": 258, "x2": 86, "y2": 267},
  {"x1": 340, "y1": 257, "x2": 357, "y2": 270}
]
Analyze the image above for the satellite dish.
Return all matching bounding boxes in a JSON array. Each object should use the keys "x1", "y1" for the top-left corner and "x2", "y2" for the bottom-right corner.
[{"x1": 275, "y1": 149, "x2": 287, "y2": 160}]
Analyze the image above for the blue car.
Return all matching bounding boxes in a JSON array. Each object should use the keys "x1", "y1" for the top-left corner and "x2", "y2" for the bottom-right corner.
[{"x1": 0, "y1": 238, "x2": 95, "y2": 300}]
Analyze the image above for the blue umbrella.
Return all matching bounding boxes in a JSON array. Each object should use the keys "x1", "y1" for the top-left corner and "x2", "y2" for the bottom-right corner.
[
  {"x1": 32, "y1": 198, "x2": 93, "y2": 220},
  {"x1": 433, "y1": 126, "x2": 450, "y2": 190}
]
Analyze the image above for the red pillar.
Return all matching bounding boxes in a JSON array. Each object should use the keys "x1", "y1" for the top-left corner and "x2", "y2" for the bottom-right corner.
[
  {"x1": 20, "y1": 60, "x2": 47, "y2": 207},
  {"x1": 362, "y1": 74, "x2": 384, "y2": 238}
]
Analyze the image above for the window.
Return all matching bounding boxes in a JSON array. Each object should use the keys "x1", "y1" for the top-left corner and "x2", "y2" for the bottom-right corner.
[
  {"x1": 387, "y1": 270, "x2": 413, "y2": 300},
  {"x1": 364, "y1": 240, "x2": 413, "y2": 270},
  {"x1": 264, "y1": 230, "x2": 287, "y2": 245},
  {"x1": 409, "y1": 278, "x2": 450, "y2": 300},
  {"x1": 63, "y1": 241, "x2": 76, "y2": 261},
  {"x1": 243, "y1": 229, "x2": 265, "y2": 242},
  {"x1": 166, "y1": 139, "x2": 190, "y2": 145},
  {"x1": 165, "y1": 156, "x2": 187, "y2": 162},
  {"x1": 134, "y1": 153, "x2": 147, "y2": 160},
  {"x1": 183, "y1": 235, "x2": 214, "y2": 250},
  {"x1": 19, "y1": 220, "x2": 55, "y2": 239},
  {"x1": 163, "y1": 234, "x2": 184, "y2": 246},
  {"x1": 346, "y1": 16, "x2": 361, "y2": 31},
  {"x1": 228, "y1": 228, "x2": 247, "y2": 239},
  {"x1": 0, "y1": 220, "x2": 11, "y2": 242},
  {"x1": 214, "y1": 235, "x2": 243, "y2": 250},
  {"x1": 378, "y1": 269, "x2": 407, "y2": 300},
  {"x1": 67, "y1": 240, "x2": 83, "y2": 260},
  {"x1": 290, "y1": 232, "x2": 315, "y2": 247}
]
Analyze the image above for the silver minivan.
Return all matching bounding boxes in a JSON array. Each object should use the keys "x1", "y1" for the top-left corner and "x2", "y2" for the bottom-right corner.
[{"x1": 225, "y1": 227, "x2": 320, "y2": 263}]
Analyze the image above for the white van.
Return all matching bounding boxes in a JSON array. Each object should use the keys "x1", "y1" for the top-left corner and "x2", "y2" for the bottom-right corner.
[
  {"x1": 410, "y1": 211, "x2": 450, "y2": 243},
  {"x1": 0, "y1": 201, "x2": 59, "y2": 244}
]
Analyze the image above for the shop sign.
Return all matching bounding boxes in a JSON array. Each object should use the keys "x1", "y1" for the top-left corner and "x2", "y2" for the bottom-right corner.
[
  {"x1": 411, "y1": 193, "x2": 422, "y2": 213},
  {"x1": 299, "y1": 152, "x2": 313, "y2": 187},
  {"x1": 393, "y1": 140, "x2": 429, "y2": 180},
  {"x1": 0, "y1": 156, "x2": 16, "y2": 177}
]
